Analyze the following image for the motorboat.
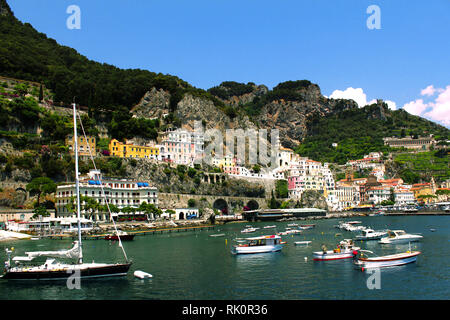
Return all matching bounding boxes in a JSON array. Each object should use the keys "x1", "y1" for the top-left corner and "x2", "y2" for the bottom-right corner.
[
  {"x1": 379, "y1": 230, "x2": 423, "y2": 244},
  {"x1": 354, "y1": 228, "x2": 387, "y2": 241},
  {"x1": 263, "y1": 225, "x2": 277, "y2": 229},
  {"x1": 369, "y1": 210, "x2": 385, "y2": 216},
  {"x1": 277, "y1": 229, "x2": 301, "y2": 236},
  {"x1": 231, "y1": 235, "x2": 285, "y2": 254},
  {"x1": 299, "y1": 224, "x2": 315, "y2": 230},
  {"x1": 312, "y1": 239, "x2": 360, "y2": 261},
  {"x1": 354, "y1": 249, "x2": 421, "y2": 269},
  {"x1": 287, "y1": 223, "x2": 298, "y2": 227},
  {"x1": 344, "y1": 224, "x2": 367, "y2": 232},
  {"x1": 294, "y1": 241, "x2": 311, "y2": 246},
  {"x1": 105, "y1": 230, "x2": 135, "y2": 241},
  {"x1": 241, "y1": 227, "x2": 258, "y2": 234}
]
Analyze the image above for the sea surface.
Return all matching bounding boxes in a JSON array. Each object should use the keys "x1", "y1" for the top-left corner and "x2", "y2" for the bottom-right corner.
[{"x1": 0, "y1": 215, "x2": 448, "y2": 300}]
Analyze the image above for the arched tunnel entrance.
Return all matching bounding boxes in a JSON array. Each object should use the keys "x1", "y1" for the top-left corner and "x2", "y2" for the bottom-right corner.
[
  {"x1": 213, "y1": 198, "x2": 228, "y2": 215},
  {"x1": 246, "y1": 200, "x2": 259, "y2": 211}
]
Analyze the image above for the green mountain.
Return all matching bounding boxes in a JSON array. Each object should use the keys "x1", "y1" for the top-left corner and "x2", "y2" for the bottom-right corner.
[{"x1": 0, "y1": 0, "x2": 448, "y2": 176}]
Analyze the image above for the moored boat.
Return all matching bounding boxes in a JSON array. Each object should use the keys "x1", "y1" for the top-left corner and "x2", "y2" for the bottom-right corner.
[
  {"x1": 313, "y1": 239, "x2": 360, "y2": 261},
  {"x1": 105, "y1": 231, "x2": 135, "y2": 241},
  {"x1": 354, "y1": 250, "x2": 421, "y2": 269},
  {"x1": 299, "y1": 224, "x2": 315, "y2": 230},
  {"x1": 355, "y1": 228, "x2": 387, "y2": 241},
  {"x1": 379, "y1": 230, "x2": 423, "y2": 244},
  {"x1": 1, "y1": 103, "x2": 132, "y2": 281},
  {"x1": 231, "y1": 235, "x2": 284, "y2": 254},
  {"x1": 241, "y1": 227, "x2": 258, "y2": 234},
  {"x1": 295, "y1": 241, "x2": 311, "y2": 246}
]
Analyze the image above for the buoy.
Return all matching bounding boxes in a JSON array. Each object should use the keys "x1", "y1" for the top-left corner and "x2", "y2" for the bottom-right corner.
[{"x1": 134, "y1": 271, "x2": 153, "y2": 279}]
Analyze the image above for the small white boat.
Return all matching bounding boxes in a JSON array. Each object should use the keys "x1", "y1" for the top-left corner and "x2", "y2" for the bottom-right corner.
[
  {"x1": 287, "y1": 223, "x2": 298, "y2": 227},
  {"x1": 355, "y1": 228, "x2": 387, "y2": 241},
  {"x1": 134, "y1": 270, "x2": 153, "y2": 279},
  {"x1": 379, "y1": 230, "x2": 423, "y2": 244},
  {"x1": 209, "y1": 233, "x2": 226, "y2": 237},
  {"x1": 299, "y1": 224, "x2": 315, "y2": 230},
  {"x1": 295, "y1": 241, "x2": 311, "y2": 246},
  {"x1": 354, "y1": 250, "x2": 421, "y2": 269},
  {"x1": 231, "y1": 235, "x2": 285, "y2": 254},
  {"x1": 277, "y1": 229, "x2": 302, "y2": 236},
  {"x1": 241, "y1": 227, "x2": 258, "y2": 234},
  {"x1": 263, "y1": 225, "x2": 276, "y2": 229},
  {"x1": 313, "y1": 239, "x2": 360, "y2": 261}
]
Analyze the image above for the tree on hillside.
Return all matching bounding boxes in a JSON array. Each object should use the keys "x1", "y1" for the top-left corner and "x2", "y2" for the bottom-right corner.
[
  {"x1": 26, "y1": 177, "x2": 56, "y2": 207},
  {"x1": 39, "y1": 83, "x2": 43, "y2": 102}
]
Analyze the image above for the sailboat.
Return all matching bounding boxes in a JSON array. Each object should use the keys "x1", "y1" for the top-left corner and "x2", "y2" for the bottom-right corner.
[{"x1": 1, "y1": 103, "x2": 132, "y2": 280}]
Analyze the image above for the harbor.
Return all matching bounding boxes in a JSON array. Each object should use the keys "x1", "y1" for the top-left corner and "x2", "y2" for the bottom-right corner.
[{"x1": 0, "y1": 214, "x2": 448, "y2": 299}]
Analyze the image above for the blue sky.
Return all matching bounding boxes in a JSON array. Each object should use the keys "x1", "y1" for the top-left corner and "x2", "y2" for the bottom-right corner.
[{"x1": 8, "y1": 0, "x2": 450, "y2": 127}]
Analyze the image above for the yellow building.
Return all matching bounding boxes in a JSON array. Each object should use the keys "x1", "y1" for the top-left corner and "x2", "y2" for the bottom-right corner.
[
  {"x1": 109, "y1": 139, "x2": 159, "y2": 159},
  {"x1": 410, "y1": 183, "x2": 434, "y2": 203},
  {"x1": 66, "y1": 135, "x2": 96, "y2": 157}
]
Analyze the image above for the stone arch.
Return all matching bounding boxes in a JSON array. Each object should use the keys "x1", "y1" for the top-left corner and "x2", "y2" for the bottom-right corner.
[
  {"x1": 179, "y1": 212, "x2": 184, "y2": 220},
  {"x1": 213, "y1": 198, "x2": 228, "y2": 215},
  {"x1": 246, "y1": 200, "x2": 259, "y2": 211}
]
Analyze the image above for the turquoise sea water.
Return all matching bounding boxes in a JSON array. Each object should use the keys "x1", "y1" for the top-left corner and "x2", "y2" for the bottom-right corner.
[{"x1": 0, "y1": 215, "x2": 449, "y2": 300}]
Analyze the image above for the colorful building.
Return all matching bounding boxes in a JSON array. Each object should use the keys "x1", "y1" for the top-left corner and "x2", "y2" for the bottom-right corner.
[
  {"x1": 109, "y1": 139, "x2": 159, "y2": 160},
  {"x1": 66, "y1": 134, "x2": 96, "y2": 157}
]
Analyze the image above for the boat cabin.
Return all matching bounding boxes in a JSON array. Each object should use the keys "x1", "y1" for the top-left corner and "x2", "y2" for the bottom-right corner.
[
  {"x1": 239, "y1": 235, "x2": 281, "y2": 247},
  {"x1": 388, "y1": 230, "x2": 406, "y2": 238}
]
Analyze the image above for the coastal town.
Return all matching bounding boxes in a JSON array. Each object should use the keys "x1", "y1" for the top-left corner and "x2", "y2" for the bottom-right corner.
[
  {"x1": 1, "y1": 124, "x2": 449, "y2": 239},
  {"x1": 1, "y1": 0, "x2": 450, "y2": 304}
]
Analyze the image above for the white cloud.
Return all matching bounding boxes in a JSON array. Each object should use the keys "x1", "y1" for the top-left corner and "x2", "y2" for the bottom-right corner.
[
  {"x1": 423, "y1": 85, "x2": 450, "y2": 126},
  {"x1": 329, "y1": 87, "x2": 397, "y2": 110},
  {"x1": 402, "y1": 99, "x2": 429, "y2": 116},
  {"x1": 402, "y1": 85, "x2": 450, "y2": 127},
  {"x1": 329, "y1": 87, "x2": 369, "y2": 108},
  {"x1": 420, "y1": 85, "x2": 436, "y2": 96},
  {"x1": 385, "y1": 100, "x2": 397, "y2": 110}
]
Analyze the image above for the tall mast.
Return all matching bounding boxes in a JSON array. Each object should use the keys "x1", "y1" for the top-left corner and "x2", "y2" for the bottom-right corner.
[{"x1": 73, "y1": 102, "x2": 83, "y2": 264}]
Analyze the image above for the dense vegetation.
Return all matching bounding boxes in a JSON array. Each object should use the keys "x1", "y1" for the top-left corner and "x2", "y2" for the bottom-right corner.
[
  {"x1": 0, "y1": 1, "x2": 223, "y2": 116},
  {"x1": 296, "y1": 102, "x2": 449, "y2": 164},
  {"x1": 393, "y1": 151, "x2": 450, "y2": 183},
  {"x1": 207, "y1": 81, "x2": 255, "y2": 100}
]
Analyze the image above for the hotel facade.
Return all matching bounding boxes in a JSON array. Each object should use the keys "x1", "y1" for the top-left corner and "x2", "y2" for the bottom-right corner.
[{"x1": 55, "y1": 170, "x2": 158, "y2": 221}]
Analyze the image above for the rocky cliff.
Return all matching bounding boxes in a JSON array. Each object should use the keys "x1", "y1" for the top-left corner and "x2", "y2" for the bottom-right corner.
[{"x1": 131, "y1": 80, "x2": 358, "y2": 150}]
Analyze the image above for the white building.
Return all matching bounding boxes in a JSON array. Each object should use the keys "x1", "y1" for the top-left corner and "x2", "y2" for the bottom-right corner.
[
  {"x1": 366, "y1": 186, "x2": 391, "y2": 204},
  {"x1": 159, "y1": 128, "x2": 204, "y2": 165},
  {"x1": 288, "y1": 159, "x2": 335, "y2": 199},
  {"x1": 161, "y1": 208, "x2": 199, "y2": 220},
  {"x1": 394, "y1": 190, "x2": 415, "y2": 205},
  {"x1": 327, "y1": 186, "x2": 360, "y2": 211},
  {"x1": 55, "y1": 170, "x2": 158, "y2": 221}
]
